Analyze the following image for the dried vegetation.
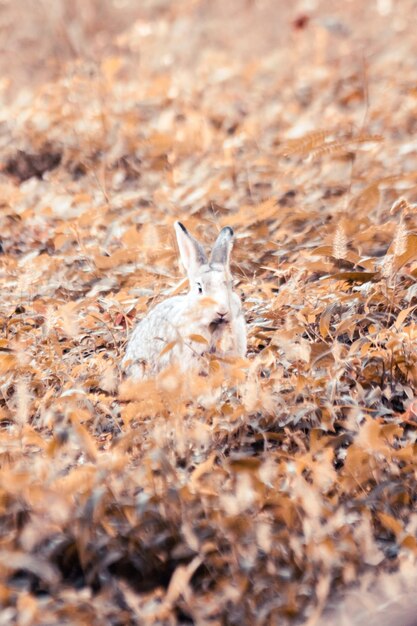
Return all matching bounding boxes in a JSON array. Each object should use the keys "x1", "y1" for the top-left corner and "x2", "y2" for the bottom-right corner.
[{"x1": 1, "y1": 0, "x2": 417, "y2": 624}]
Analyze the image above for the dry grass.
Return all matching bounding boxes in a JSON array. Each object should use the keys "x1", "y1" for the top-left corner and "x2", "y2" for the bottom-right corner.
[{"x1": 1, "y1": 0, "x2": 417, "y2": 624}]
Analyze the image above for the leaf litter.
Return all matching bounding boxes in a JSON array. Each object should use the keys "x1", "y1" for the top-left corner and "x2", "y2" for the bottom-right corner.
[{"x1": 1, "y1": 0, "x2": 417, "y2": 624}]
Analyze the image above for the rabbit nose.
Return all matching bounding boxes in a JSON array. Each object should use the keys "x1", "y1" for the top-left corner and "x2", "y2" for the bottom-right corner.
[{"x1": 217, "y1": 310, "x2": 227, "y2": 318}]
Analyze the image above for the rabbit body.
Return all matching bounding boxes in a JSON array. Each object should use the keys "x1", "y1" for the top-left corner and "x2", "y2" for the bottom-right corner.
[{"x1": 122, "y1": 222, "x2": 247, "y2": 379}]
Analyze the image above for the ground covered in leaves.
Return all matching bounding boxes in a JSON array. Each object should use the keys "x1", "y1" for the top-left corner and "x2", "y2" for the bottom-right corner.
[{"x1": 1, "y1": 0, "x2": 417, "y2": 624}]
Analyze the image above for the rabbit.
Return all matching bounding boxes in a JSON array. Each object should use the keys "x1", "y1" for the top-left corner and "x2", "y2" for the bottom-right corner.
[{"x1": 122, "y1": 221, "x2": 247, "y2": 379}]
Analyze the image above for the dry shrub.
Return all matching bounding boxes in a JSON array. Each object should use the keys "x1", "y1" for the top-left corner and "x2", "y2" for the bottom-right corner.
[{"x1": 1, "y1": 0, "x2": 417, "y2": 624}]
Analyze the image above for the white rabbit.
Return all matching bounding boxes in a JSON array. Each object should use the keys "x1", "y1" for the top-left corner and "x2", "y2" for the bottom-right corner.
[{"x1": 122, "y1": 221, "x2": 247, "y2": 379}]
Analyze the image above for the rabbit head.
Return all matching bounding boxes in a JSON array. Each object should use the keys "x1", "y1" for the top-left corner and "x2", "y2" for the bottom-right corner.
[{"x1": 174, "y1": 221, "x2": 240, "y2": 330}]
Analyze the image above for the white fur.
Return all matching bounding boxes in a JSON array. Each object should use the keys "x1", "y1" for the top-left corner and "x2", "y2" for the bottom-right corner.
[{"x1": 122, "y1": 222, "x2": 247, "y2": 378}]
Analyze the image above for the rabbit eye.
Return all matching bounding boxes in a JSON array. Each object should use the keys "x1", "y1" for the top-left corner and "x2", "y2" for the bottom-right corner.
[{"x1": 197, "y1": 282, "x2": 203, "y2": 294}]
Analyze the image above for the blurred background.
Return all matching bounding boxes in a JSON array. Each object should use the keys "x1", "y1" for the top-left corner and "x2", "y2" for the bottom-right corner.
[{"x1": 0, "y1": 0, "x2": 412, "y2": 101}]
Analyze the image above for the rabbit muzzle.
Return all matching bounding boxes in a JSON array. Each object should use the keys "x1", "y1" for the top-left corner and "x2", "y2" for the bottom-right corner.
[{"x1": 209, "y1": 312, "x2": 229, "y2": 334}]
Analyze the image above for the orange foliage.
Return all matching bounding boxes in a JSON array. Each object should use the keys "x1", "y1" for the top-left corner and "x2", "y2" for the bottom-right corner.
[{"x1": 1, "y1": 0, "x2": 417, "y2": 624}]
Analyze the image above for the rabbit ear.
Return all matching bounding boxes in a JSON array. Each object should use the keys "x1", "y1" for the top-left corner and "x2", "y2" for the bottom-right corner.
[
  {"x1": 174, "y1": 222, "x2": 207, "y2": 277},
  {"x1": 210, "y1": 226, "x2": 234, "y2": 267}
]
